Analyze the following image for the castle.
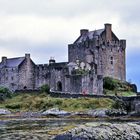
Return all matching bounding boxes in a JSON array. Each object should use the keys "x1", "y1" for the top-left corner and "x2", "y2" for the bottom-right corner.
[{"x1": 0, "y1": 24, "x2": 126, "y2": 94}]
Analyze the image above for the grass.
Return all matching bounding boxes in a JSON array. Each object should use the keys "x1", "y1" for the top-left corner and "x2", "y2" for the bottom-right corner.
[
  {"x1": 0, "y1": 93, "x2": 116, "y2": 112},
  {"x1": 47, "y1": 125, "x2": 76, "y2": 135},
  {"x1": 105, "y1": 89, "x2": 136, "y2": 97}
]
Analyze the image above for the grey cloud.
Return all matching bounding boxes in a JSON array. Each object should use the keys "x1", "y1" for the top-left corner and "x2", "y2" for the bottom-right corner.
[{"x1": 0, "y1": 38, "x2": 68, "y2": 63}]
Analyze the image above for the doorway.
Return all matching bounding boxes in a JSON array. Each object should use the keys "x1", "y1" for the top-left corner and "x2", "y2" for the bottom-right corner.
[{"x1": 57, "y1": 81, "x2": 62, "y2": 91}]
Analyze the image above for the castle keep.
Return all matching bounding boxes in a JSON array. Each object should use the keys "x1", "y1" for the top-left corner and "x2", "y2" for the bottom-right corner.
[{"x1": 0, "y1": 24, "x2": 126, "y2": 94}]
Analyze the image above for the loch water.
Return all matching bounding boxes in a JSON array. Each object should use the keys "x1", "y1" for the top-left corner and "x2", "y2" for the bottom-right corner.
[{"x1": 0, "y1": 118, "x2": 140, "y2": 140}]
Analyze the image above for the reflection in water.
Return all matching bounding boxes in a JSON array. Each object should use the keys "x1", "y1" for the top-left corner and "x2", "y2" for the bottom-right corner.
[
  {"x1": 0, "y1": 118, "x2": 140, "y2": 140},
  {"x1": 0, "y1": 119, "x2": 93, "y2": 139}
]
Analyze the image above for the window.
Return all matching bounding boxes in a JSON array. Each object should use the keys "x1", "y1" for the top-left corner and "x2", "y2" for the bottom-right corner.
[{"x1": 110, "y1": 56, "x2": 113, "y2": 65}]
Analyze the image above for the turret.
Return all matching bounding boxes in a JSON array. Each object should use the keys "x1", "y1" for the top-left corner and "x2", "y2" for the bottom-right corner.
[{"x1": 120, "y1": 39, "x2": 126, "y2": 50}]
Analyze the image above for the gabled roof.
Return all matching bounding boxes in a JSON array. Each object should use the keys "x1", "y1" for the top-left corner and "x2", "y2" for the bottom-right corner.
[
  {"x1": 74, "y1": 29, "x2": 104, "y2": 44},
  {"x1": 0, "y1": 57, "x2": 25, "y2": 68}
]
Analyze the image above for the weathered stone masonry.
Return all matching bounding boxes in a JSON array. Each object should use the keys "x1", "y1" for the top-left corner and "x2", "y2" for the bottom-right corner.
[{"x1": 0, "y1": 23, "x2": 126, "y2": 94}]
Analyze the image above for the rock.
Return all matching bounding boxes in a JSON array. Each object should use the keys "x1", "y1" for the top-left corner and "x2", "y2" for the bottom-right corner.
[
  {"x1": 70, "y1": 112, "x2": 93, "y2": 118},
  {"x1": 0, "y1": 109, "x2": 11, "y2": 115},
  {"x1": 20, "y1": 112, "x2": 42, "y2": 118},
  {"x1": 54, "y1": 123, "x2": 140, "y2": 140},
  {"x1": 86, "y1": 109, "x2": 127, "y2": 118},
  {"x1": 106, "y1": 109, "x2": 127, "y2": 116},
  {"x1": 42, "y1": 108, "x2": 71, "y2": 117},
  {"x1": 87, "y1": 109, "x2": 107, "y2": 117}
]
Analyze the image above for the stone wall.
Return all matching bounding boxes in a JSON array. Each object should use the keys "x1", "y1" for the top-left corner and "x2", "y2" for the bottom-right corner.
[
  {"x1": 18, "y1": 54, "x2": 36, "y2": 90},
  {"x1": 35, "y1": 64, "x2": 50, "y2": 89},
  {"x1": 0, "y1": 67, "x2": 19, "y2": 91}
]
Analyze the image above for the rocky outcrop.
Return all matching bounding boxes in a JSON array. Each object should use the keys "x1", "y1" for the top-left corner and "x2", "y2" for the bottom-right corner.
[
  {"x1": 0, "y1": 109, "x2": 11, "y2": 115},
  {"x1": 54, "y1": 123, "x2": 140, "y2": 140},
  {"x1": 71, "y1": 109, "x2": 127, "y2": 118},
  {"x1": 42, "y1": 108, "x2": 71, "y2": 117}
]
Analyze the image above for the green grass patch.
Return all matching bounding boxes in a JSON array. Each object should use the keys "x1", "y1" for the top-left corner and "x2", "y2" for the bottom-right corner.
[
  {"x1": 104, "y1": 89, "x2": 136, "y2": 97},
  {"x1": 0, "y1": 93, "x2": 116, "y2": 112}
]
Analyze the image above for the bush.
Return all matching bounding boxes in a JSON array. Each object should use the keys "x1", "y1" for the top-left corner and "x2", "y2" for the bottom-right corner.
[
  {"x1": 103, "y1": 77, "x2": 116, "y2": 90},
  {"x1": 0, "y1": 87, "x2": 12, "y2": 99},
  {"x1": 40, "y1": 84, "x2": 50, "y2": 94},
  {"x1": 5, "y1": 103, "x2": 21, "y2": 109}
]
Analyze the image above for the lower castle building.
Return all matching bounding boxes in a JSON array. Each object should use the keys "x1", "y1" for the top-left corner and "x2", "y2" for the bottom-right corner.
[{"x1": 0, "y1": 23, "x2": 126, "y2": 94}]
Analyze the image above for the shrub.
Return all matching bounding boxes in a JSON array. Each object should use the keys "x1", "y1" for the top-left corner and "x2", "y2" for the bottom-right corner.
[
  {"x1": 103, "y1": 77, "x2": 116, "y2": 90},
  {"x1": 5, "y1": 103, "x2": 21, "y2": 109},
  {"x1": 0, "y1": 87, "x2": 12, "y2": 99},
  {"x1": 40, "y1": 84, "x2": 50, "y2": 94}
]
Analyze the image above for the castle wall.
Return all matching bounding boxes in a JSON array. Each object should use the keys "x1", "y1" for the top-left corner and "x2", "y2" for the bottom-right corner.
[
  {"x1": 35, "y1": 64, "x2": 50, "y2": 89},
  {"x1": 68, "y1": 43, "x2": 86, "y2": 63},
  {"x1": 49, "y1": 65, "x2": 69, "y2": 92},
  {"x1": 18, "y1": 55, "x2": 36, "y2": 90},
  {"x1": 0, "y1": 67, "x2": 19, "y2": 91},
  {"x1": 69, "y1": 72, "x2": 103, "y2": 95},
  {"x1": 98, "y1": 40, "x2": 126, "y2": 81}
]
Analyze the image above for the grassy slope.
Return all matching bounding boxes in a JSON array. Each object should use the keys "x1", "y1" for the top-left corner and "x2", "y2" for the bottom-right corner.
[
  {"x1": 0, "y1": 93, "x2": 115, "y2": 112},
  {"x1": 103, "y1": 77, "x2": 137, "y2": 96},
  {"x1": 0, "y1": 77, "x2": 136, "y2": 112}
]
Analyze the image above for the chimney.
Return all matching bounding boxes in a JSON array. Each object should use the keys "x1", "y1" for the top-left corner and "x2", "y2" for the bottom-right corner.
[
  {"x1": 2, "y1": 56, "x2": 7, "y2": 65},
  {"x1": 104, "y1": 23, "x2": 112, "y2": 41},
  {"x1": 80, "y1": 29, "x2": 89, "y2": 36},
  {"x1": 25, "y1": 53, "x2": 30, "y2": 59},
  {"x1": 49, "y1": 57, "x2": 55, "y2": 65}
]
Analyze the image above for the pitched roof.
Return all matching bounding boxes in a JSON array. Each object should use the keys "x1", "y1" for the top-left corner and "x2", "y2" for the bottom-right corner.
[
  {"x1": 0, "y1": 57, "x2": 25, "y2": 68},
  {"x1": 74, "y1": 29, "x2": 104, "y2": 43}
]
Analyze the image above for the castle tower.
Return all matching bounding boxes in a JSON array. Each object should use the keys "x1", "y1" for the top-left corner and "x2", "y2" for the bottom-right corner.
[{"x1": 68, "y1": 23, "x2": 126, "y2": 81}]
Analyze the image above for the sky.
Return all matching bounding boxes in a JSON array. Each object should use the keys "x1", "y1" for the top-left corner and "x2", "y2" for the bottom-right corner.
[{"x1": 0, "y1": 0, "x2": 139, "y2": 91}]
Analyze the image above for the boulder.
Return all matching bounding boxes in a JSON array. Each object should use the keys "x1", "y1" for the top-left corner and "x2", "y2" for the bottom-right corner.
[
  {"x1": 86, "y1": 109, "x2": 127, "y2": 117},
  {"x1": 20, "y1": 112, "x2": 42, "y2": 118},
  {"x1": 42, "y1": 108, "x2": 71, "y2": 117},
  {"x1": 0, "y1": 109, "x2": 11, "y2": 115},
  {"x1": 106, "y1": 109, "x2": 127, "y2": 116},
  {"x1": 87, "y1": 109, "x2": 107, "y2": 117}
]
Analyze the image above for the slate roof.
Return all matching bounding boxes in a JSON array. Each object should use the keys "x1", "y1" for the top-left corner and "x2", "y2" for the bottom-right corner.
[
  {"x1": 74, "y1": 29, "x2": 104, "y2": 43},
  {"x1": 0, "y1": 57, "x2": 25, "y2": 68}
]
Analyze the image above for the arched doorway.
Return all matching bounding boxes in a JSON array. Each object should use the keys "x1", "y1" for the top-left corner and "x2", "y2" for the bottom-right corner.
[{"x1": 57, "y1": 81, "x2": 62, "y2": 91}]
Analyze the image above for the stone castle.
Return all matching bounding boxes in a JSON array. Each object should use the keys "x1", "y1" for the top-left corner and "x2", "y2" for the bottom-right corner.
[{"x1": 0, "y1": 24, "x2": 126, "y2": 94}]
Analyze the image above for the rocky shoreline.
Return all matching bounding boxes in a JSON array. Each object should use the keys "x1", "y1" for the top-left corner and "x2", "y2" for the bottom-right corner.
[
  {"x1": 0, "y1": 108, "x2": 129, "y2": 119},
  {"x1": 54, "y1": 123, "x2": 140, "y2": 140},
  {"x1": 1, "y1": 108, "x2": 140, "y2": 140}
]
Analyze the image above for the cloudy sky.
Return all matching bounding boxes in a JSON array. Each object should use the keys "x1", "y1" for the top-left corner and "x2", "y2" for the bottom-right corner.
[{"x1": 0, "y1": 0, "x2": 139, "y2": 91}]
